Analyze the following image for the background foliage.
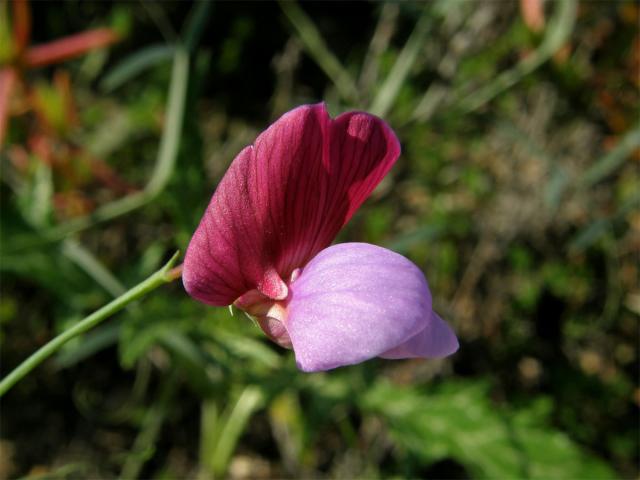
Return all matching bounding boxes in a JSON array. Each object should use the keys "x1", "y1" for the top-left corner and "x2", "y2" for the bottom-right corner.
[{"x1": 1, "y1": 1, "x2": 638, "y2": 478}]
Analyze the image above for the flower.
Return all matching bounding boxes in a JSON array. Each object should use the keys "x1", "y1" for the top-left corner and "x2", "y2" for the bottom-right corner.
[{"x1": 183, "y1": 103, "x2": 458, "y2": 372}]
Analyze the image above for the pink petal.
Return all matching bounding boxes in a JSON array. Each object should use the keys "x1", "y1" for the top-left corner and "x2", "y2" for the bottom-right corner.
[
  {"x1": 285, "y1": 243, "x2": 457, "y2": 372},
  {"x1": 183, "y1": 104, "x2": 400, "y2": 306},
  {"x1": 379, "y1": 312, "x2": 459, "y2": 359}
]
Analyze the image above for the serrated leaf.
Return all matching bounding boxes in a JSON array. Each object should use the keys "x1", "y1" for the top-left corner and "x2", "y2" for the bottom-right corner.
[{"x1": 361, "y1": 380, "x2": 617, "y2": 479}]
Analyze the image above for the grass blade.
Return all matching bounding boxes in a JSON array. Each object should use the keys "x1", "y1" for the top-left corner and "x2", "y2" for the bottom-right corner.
[
  {"x1": 457, "y1": 0, "x2": 577, "y2": 113},
  {"x1": 358, "y1": 3, "x2": 399, "y2": 95},
  {"x1": 61, "y1": 239, "x2": 126, "y2": 297},
  {"x1": 211, "y1": 386, "x2": 264, "y2": 477},
  {"x1": 581, "y1": 124, "x2": 640, "y2": 187},
  {"x1": 369, "y1": 7, "x2": 432, "y2": 116},
  {"x1": 120, "y1": 374, "x2": 178, "y2": 480},
  {"x1": 279, "y1": 0, "x2": 358, "y2": 104},
  {"x1": 183, "y1": 0, "x2": 213, "y2": 53},
  {"x1": 101, "y1": 44, "x2": 175, "y2": 92}
]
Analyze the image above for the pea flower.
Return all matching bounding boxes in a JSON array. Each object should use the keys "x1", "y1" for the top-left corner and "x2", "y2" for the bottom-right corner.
[{"x1": 183, "y1": 104, "x2": 458, "y2": 371}]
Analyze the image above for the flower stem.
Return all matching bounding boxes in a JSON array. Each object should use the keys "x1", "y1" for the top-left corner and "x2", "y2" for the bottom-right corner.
[{"x1": 0, "y1": 252, "x2": 181, "y2": 397}]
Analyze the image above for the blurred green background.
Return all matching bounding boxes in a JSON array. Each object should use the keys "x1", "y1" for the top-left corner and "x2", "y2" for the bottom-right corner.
[{"x1": 1, "y1": 1, "x2": 638, "y2": 478}]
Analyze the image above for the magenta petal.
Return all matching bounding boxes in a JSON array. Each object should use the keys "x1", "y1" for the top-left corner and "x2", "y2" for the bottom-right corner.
[
  {"x1": 379, "y1": 312, "x2": 459, "y2": 359},
  {"x1": 285, "y1": 243, "x2": 457, "y2": 372},
  {"x1": 183, "y1": 104, "x2": 400, "y2": 306}
]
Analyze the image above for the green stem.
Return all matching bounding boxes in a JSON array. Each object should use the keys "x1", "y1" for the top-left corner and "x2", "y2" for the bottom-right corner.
[{"x1": 0, "y1": 252, "x2": 182, "y2": 397}]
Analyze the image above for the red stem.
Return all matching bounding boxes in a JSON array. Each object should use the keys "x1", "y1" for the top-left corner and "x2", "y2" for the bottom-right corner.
[
  {"x1": 12, "y1": 0, "x2": 32, "y2": 53},
  {"x1": 0, "y1": 67, "x2": 17, "y2": 147},
  {"x1": 24, "y1": 28, "x2": 119, "y2": 68}
]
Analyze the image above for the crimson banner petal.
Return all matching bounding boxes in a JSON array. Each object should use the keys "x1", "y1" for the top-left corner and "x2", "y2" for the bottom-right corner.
[{"x1": 184, "y1": 103, "x2": 400, "y2": 306}]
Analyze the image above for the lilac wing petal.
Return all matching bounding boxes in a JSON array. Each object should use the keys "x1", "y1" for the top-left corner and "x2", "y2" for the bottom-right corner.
[
  {"x1": 379, "y1": 312, "x2": 459, "y2": 359},
  {"x1": 286, "y1": 243, "x2": 456, "y2": 372}
]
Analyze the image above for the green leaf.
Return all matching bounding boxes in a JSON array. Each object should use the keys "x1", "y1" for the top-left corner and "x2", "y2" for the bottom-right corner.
[{"x1": 361, "y1": 380, "x2": 617, "y2": 479}]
